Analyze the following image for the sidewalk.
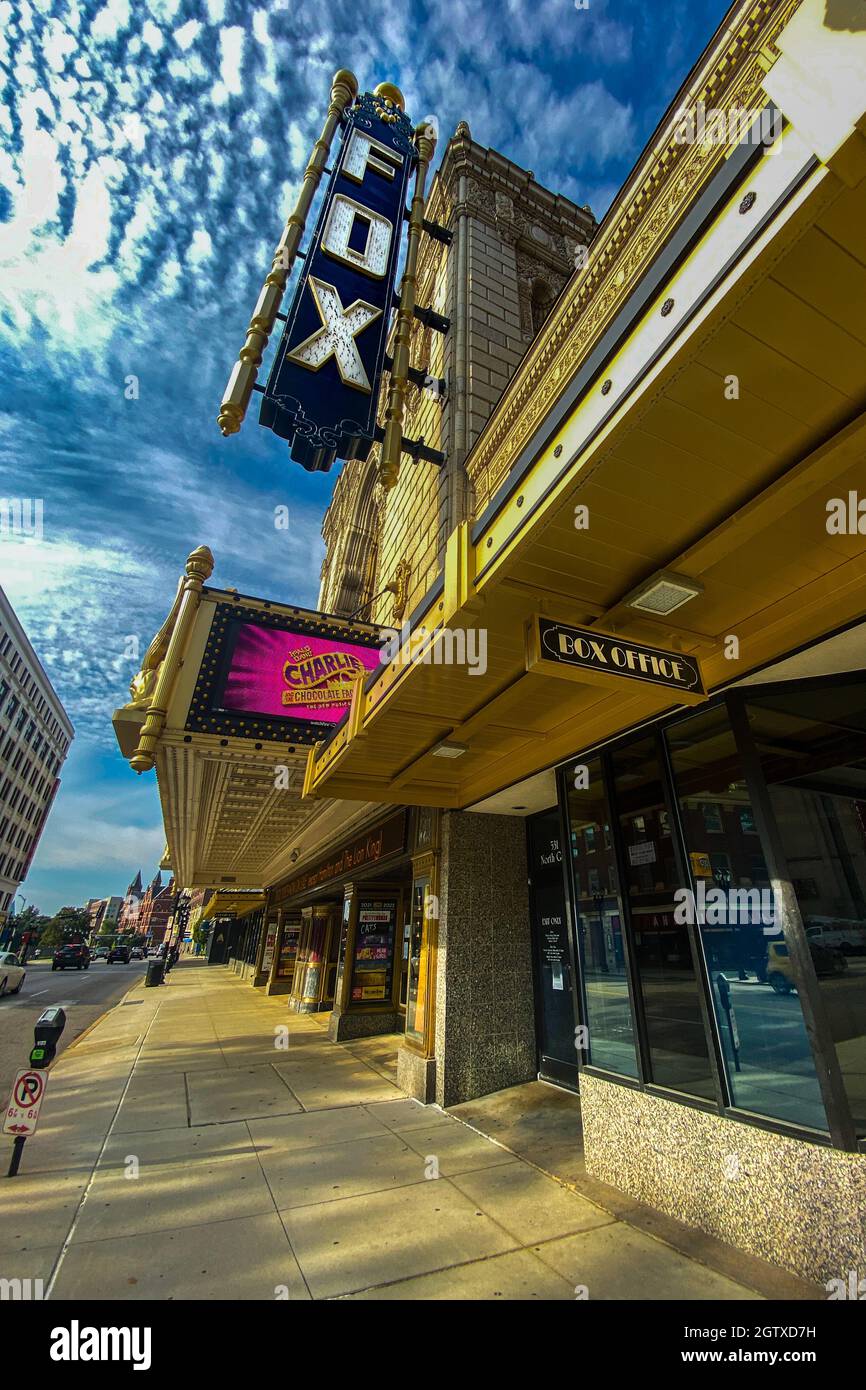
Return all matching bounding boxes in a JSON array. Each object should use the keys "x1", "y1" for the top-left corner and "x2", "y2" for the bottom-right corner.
[{"x1": 1, "y1": 959, "x2": 820, "y2": 1301}]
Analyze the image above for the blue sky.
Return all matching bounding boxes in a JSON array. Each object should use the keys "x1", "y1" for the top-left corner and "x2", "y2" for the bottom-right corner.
[{"x1": 0, "y1": 0, "x2": 728, "y2": 915}]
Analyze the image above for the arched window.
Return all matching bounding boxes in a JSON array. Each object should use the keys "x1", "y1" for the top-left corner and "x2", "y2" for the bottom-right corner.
[
  {"x1": 329, "y1": 460, "x2": 382, "y2": 618},
  {"x1": 530, "y1": 278, "x2": 554, "y2": 335}
]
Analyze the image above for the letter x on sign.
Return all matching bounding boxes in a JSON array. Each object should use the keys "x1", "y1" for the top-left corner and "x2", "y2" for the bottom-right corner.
[{"x1": 288, "y1": 277, "x2": 381, "y2": 392}]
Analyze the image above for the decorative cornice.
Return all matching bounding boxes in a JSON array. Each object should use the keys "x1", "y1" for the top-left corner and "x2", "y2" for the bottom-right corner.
[{"x1": 464, "y1": 0, "x2": 803, "y2": 512}]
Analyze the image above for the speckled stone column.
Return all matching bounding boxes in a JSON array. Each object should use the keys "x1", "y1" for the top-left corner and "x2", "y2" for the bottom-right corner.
[
  {"x1": 434, "y1": 811, "x2": 536, "y2": 1107},
  {"x1": 581, "y1": 1073, "x2": 866, "y2": 1284}
]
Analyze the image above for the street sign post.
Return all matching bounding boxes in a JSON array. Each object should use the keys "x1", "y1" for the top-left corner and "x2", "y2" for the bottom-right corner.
[{"x1": 4, "y1": 1068, "x2": 49, "y2": 1177}]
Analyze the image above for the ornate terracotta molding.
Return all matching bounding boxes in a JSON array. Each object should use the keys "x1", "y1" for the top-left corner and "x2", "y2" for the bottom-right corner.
[{"x1": 464, "y1": 0, "x2": 802, "y2": 514}]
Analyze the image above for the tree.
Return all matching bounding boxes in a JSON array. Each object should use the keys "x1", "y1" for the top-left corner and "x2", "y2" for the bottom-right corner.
[
  {"x1": 40, "y1": 906, "x2": 90, "y2": 949},
  {"x1": 3, "y1": 904, "x2": 49, "y2": 955}
]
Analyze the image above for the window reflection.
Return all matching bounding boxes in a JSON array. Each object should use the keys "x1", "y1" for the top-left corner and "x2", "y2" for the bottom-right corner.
[
  {"x1": 666, "y1": 703, "x2": 826, "y2": 1131},
  {"x1": 747, "y1": 683, "x2": 866, "y2": 1136},
  {"x1": 610, "y1": 735, "x2": 716, "y2": 1100},
  {"x1": 565, "y1": 757, "x2": 638, "y2": 1077}
]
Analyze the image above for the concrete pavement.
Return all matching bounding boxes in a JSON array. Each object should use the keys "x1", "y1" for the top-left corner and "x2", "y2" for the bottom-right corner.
[{"x1": 0, "y1": 959, "x2": 820, "y2": 1300}]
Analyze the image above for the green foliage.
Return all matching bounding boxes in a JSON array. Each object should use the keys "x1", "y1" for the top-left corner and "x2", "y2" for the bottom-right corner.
[
  {"x1": 38, "y1": 920, "x2": 64, "y2": 949},
  {"x1": 41, "y1": 905, "x2": 90, "y2": 948}
]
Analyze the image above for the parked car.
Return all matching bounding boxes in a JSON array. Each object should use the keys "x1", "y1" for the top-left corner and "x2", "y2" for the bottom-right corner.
[
  {"x1": 766, "y1": 940, "x2": 848, "y2": 994},
  {"x1": 108, "y1": 945, "x2": 131, "y2": 964},
  {"x1": 52, "y1": 942, "x2": 91, "y2": 971},
  {"x1": 0, "y1": 950, "x2": 25, "y2": 995},
  {"x1": 804, "y1": 917, "x2": 866, "y2": 956}
]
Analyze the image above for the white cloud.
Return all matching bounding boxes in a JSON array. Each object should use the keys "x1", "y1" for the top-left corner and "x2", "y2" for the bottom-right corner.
[
  {"x1": 0, "y1": 537, "x2": 145, "y2": 611},
  {"x1": 187, "y1": 227, "x2": 213, "y2": 265},
  {"x1": 33, "y1": 789, "x2": 165, "y2": 872},
  {"x1": 141, "y1": 20, "x2": 164, "y2": 54},
  {"x1": 173, "y1": 18, "x2": 200, "y2": 51},
  {"x1": 219, "y1": 26, "x2": 245, "y2": 95},
  {"x1": 91, "y1": 0, "x2": 131, "y2": 43}
]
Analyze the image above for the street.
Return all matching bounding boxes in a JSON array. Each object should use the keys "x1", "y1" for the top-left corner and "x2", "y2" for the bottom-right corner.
[{"x1": 0, "y1": 958, "x2": 148, "y2": 1105}]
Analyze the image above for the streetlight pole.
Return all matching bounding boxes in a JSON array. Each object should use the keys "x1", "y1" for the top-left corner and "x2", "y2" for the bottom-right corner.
[{"x1": 3, "y1": 894, "x2": 27, "y2": 954}]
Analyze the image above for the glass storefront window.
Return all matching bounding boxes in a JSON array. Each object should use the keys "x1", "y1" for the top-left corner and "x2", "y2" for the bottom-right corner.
[
  {"x1": 609, "y1": 735, "x2": 716, "y2": 1100},
  {"x1": 565, "y1": 757, "x2": 638, "y2": 1077},
  {"x1": 666, "y1": 703, "x2": 827, "y2": 1131},
  {"x1": 746, "y1": 682, "x2": 866, "y2": 1137}
]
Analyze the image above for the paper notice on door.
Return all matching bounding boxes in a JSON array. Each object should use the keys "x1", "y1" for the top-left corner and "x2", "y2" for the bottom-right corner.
[{"x1": 551, "y1": 962, "x2": 564, "y2": 991}]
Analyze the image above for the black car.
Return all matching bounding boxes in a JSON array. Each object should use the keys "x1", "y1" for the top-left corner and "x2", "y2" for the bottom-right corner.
[
  {"x1": 52, "y1": 943, "x2": 91, "y2": 971},
  {"x1": 108, "y1": 945, "x2": 131, "y2": 963}
]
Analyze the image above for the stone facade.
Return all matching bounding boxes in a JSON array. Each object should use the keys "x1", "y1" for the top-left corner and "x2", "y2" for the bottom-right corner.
[
  {"x1": 434, "y1": 810, "x2": 536, "y2": 1107},
  {"x1": 318, "y1": 124, "x2": 595, "y2": 629},
  {"x1": 581, "y1": 1073, "x2": 866, "y2": 1286}
]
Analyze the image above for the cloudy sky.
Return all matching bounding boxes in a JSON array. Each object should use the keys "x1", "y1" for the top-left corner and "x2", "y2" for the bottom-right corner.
[{"x1": 1, "y1": 0, "x2": 727, "y2": 915}]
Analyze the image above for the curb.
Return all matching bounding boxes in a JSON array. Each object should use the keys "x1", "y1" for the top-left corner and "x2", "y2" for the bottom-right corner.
[{"x1": 51, "y1": 974, "x2": 151, "y2": 1072}]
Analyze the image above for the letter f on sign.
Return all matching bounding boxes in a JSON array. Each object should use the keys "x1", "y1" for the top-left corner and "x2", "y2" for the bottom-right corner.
[{"x1": 288, "y1": 277, "x2": 381, "y2": 392}]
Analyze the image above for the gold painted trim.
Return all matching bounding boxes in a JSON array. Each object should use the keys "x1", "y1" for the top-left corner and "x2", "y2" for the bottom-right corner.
[
  {"x1": 464, "y1": 0, "x2": 804, "y2": 512},
  {"x1": 217, "y1": 67, "x2": 359, "y2": 435},
  {"x1": 128, "y1": 546, "x2": 214, "y2": 774}
]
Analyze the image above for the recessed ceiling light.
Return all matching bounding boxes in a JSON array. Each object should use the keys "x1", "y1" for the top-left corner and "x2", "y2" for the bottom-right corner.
[
  {"x1": 625, "y1": 571, "x2": 703, "y2": 616},
  {"x1": 432, "y1": 741, "x2": 468, "y2": 759}
]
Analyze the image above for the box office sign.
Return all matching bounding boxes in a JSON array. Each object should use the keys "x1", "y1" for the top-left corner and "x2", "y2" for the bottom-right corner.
[
  {"x1": 527, "y1": 616, "x2": 705, "y2": 702},
  {"x1": 271, "y1": 811, "x2": 407, "y2": 905}
]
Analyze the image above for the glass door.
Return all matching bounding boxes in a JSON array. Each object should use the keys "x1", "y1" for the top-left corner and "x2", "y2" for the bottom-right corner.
[{"x1": 527, "y1": 807, "x2": 579, "y2": 1089}]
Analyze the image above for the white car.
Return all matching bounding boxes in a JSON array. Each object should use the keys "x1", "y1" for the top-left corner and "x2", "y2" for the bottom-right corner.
[
  {"x1": 0, "y1": 951, "x2": 25, "y2": 996},
  {"x1": 805, "y1": 918, "x2": 866, "y2": 956}
]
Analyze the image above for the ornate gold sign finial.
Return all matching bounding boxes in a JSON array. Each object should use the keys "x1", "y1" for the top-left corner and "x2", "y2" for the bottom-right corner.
[
  {"x1": 216, "y1": 68, "x2": 359, "y2": 438},
  {"x1": 372, "y1": 81, "x2": 406, "y2": 114}
]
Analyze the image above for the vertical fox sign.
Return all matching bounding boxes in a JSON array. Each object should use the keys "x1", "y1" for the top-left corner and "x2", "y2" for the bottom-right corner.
[
  {"x1": 219, "y1": 71, "x2": 443, "y2": 489},
  {"x1": 260, "y1": 87, "x2": 416, "y2": 472}
]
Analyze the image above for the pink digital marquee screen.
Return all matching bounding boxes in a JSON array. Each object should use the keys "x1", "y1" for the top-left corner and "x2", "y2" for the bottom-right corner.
[{"x1": 220, "y1": 621, "x2": 382, "y2": 725}]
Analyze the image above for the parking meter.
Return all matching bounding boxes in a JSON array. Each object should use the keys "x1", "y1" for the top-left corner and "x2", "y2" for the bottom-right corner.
[{"x1": 30, "y1": 1006, "x2": 66, "y2": 1068}]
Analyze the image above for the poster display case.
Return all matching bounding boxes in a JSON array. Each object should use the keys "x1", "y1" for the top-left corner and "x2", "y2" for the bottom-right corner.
[
  {"x1": 276, "y1": 922, "x2": 300, "y2": 981},
  {"x1": 350, "y1": 897, "x2": 398, "y2": 1003}
]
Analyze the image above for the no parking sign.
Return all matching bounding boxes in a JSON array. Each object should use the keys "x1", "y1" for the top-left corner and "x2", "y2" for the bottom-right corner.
[{"x1": 3, "y1": 1068, "x2": 48, "y2": 1137}]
